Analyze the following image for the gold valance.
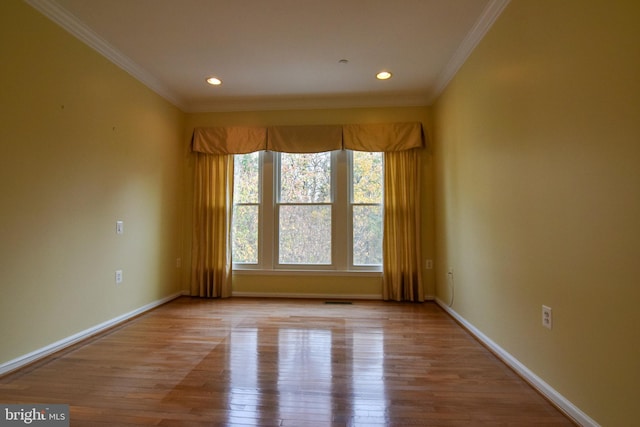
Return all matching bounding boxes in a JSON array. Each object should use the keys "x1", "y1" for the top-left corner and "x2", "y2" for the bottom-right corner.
[
  {"x1": 267, "y1": 125, "x2": 342, "y2": 153},
  {"x1": 192, "y1": 122, "x2": 424, "y2": 154},
  {"x1": 192, "y1": 126, "x2": 267, "y2": 154},
  {"x1": 342, "y1": 122, "x2": 424, "y2": 152}
]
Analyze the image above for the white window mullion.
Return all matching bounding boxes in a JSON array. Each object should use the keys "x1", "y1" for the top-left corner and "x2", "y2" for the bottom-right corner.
[
  {"x1": 334, "y1": 150, "x2": 348, "y2": 271},
  {"x1": 262, "y1": 151, "x2": 275, "y2": 269}
]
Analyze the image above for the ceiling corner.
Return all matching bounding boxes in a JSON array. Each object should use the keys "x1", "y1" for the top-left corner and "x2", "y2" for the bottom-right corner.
[
  {"x1": 24, "y1": 0, "x2": 188, "y2": 111},
  {"x1": 428, "y1": 0, "x2": 511, "y2": 104}
]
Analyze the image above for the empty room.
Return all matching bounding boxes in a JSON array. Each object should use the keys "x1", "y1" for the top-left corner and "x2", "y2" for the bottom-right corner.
[{"x1": 1, "y1": 1, "x2": 638, "y2": 426}]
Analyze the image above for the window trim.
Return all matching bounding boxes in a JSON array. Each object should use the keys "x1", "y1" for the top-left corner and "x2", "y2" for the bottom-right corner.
[
  {"x1": 274, "y1": 151, "x2": 336, "y2": 270},
  {"x1": 232, "y1": 150, "x2": 382, "y2": 273},
  {"x1": 348, "y1": 150, "x2": 384, "y2": 270}
]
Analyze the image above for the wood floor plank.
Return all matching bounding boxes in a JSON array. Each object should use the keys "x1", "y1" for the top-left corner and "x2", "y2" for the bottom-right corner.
[{"x1": 0, "y1": 297, "x2": 576, "y2": 426}]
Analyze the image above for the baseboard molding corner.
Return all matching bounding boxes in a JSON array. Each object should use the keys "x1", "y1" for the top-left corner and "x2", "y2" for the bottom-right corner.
[
  {"x1": 0, "y1": 291, "x2": 183, "y2": 377},
  {"x1": 434, "y1": 298, "x2": 600, "y2": 427}
]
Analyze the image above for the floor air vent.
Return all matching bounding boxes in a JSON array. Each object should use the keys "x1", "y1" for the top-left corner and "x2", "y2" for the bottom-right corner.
[{"x1": 324, "y1": 301, "x2": 353, "y2": 305}]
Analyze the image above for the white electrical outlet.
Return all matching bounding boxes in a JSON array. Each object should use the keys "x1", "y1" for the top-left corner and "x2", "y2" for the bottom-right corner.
[
  {"x1": 176, "y1": 257, "x2": 182, "y2": 268},
  {"x1": 542, "y1": 305, "x2": 552, "y2": 329},
  {"x1": 116, "y1": 220, "x2": 124, "y2": 235},
  {"x1": 115, "y1": 270, "x2": 123, "y2": 284},
  {"x1": 426, "y1": 259, "x2": 433, "y2": 269}
]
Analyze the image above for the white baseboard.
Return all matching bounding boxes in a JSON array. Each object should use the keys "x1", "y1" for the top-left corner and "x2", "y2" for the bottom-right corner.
[
  {"x1": 435, "y1": 298, "x2": 599, "y2": 427},
  {"x1": 231, "y1": 292, "x2": 435, "y2": 301},
  {"x1": 0, "y1": 292, "x2": 183, "y2": 376},
  {"x1": 232, "y1": 291, "x2": 383, "y2": 300}
]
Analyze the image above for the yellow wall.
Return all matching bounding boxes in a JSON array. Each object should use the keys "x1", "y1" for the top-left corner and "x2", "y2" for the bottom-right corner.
[
  {"x1": 184, "y1": 107, "x2": 435, "y2": 298},
  {"x1": 433, "y1": 1, "x2": 640, "y2": 425},
  {"x1": 0, "y1": 2, "x2": 435, "y2": 368},
  {"x1": 2, "y1": 0, "x2": 634, "y2": 423},
  {"x1": 0, "y1": 1, "x2": 185, "y2": 365}
]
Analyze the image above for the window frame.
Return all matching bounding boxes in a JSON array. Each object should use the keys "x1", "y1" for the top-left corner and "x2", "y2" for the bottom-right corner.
[
  {"x1": 274, "y1": 151, "x2": 336, "y2": 270},
  {"x1": 232, "y1": 150, "x2": 382, "y2": 273},
  {"x1": 348, "y1": 150, "x2": 384, "y2": 270},
  {"x1": 231, "y1": 151, "x2": 263, "y2": 266}
]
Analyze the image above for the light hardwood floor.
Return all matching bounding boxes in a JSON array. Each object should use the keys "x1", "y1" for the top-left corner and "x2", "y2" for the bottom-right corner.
[{"x1": 0, "y1": 297, "x2": 576, "y2": 426}]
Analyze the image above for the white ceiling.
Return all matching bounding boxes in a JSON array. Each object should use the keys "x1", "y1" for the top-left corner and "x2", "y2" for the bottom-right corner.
[{"x1": 27, "y1": 0, "x2": 510, "y2": 112}]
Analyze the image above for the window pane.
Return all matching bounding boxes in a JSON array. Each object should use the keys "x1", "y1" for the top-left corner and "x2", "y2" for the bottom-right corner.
[
  {"x1": 234, "y1": 152, "x2": 260, "y2": 204},
  {"x1": 352, "y1": 152, "x2": 382, "y2": 203},
  {"x1": 232, "y1": 205, "x2": 259, "y2": 264},
  {"x1": 280, "y1": 153, "x2": 331, "y2": 203},
  {"x1": 353, "y1": 205, "x2": 383, "y2": 265},
  {"x1": 279, "y1": 205, "x2": 331, "y2": 264}
]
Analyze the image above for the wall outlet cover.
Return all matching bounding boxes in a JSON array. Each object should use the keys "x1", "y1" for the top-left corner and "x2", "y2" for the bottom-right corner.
[{"x1": 542, "y1": 305, "x2": 552, "y2": 329}]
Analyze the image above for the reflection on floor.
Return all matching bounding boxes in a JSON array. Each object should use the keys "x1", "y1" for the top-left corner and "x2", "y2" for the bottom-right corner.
[{"x1": 0, "y1": 297, "x2": 576, "y2": 426}]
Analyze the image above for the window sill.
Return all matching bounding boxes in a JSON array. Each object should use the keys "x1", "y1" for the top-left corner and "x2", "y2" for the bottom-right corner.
[{"x1": 232, "y1": 269, "x2": 382, "y2": 277}]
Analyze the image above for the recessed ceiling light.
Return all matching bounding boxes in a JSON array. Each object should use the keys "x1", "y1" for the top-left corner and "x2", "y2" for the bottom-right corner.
[
  {"x1": 338, "y1": 59, "x2": 349, "y2": 64},
  {"x1": 376, "y1": 71, "x2": 392, "y2": 80},
  {"x1": 206, "y1": 76, "x2": 222, "y2": 86}
]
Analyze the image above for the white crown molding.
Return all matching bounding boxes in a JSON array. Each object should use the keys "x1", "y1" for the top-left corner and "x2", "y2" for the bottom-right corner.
[
  {"x1": 428, "y1": 0, "x2": 511, "y2": 104},
  {"x1": 24, "y1": 0, "x2": 187, "y2": 111},
  {"x1": 25, "y1": 0, "x2": 508, "y2": 113},
  {"x1": 23, "y1": 0, "x2": 430, "y2": 113},
  {"x1": 435, "y1": 298, "x2": 601, "y2": 427}
]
